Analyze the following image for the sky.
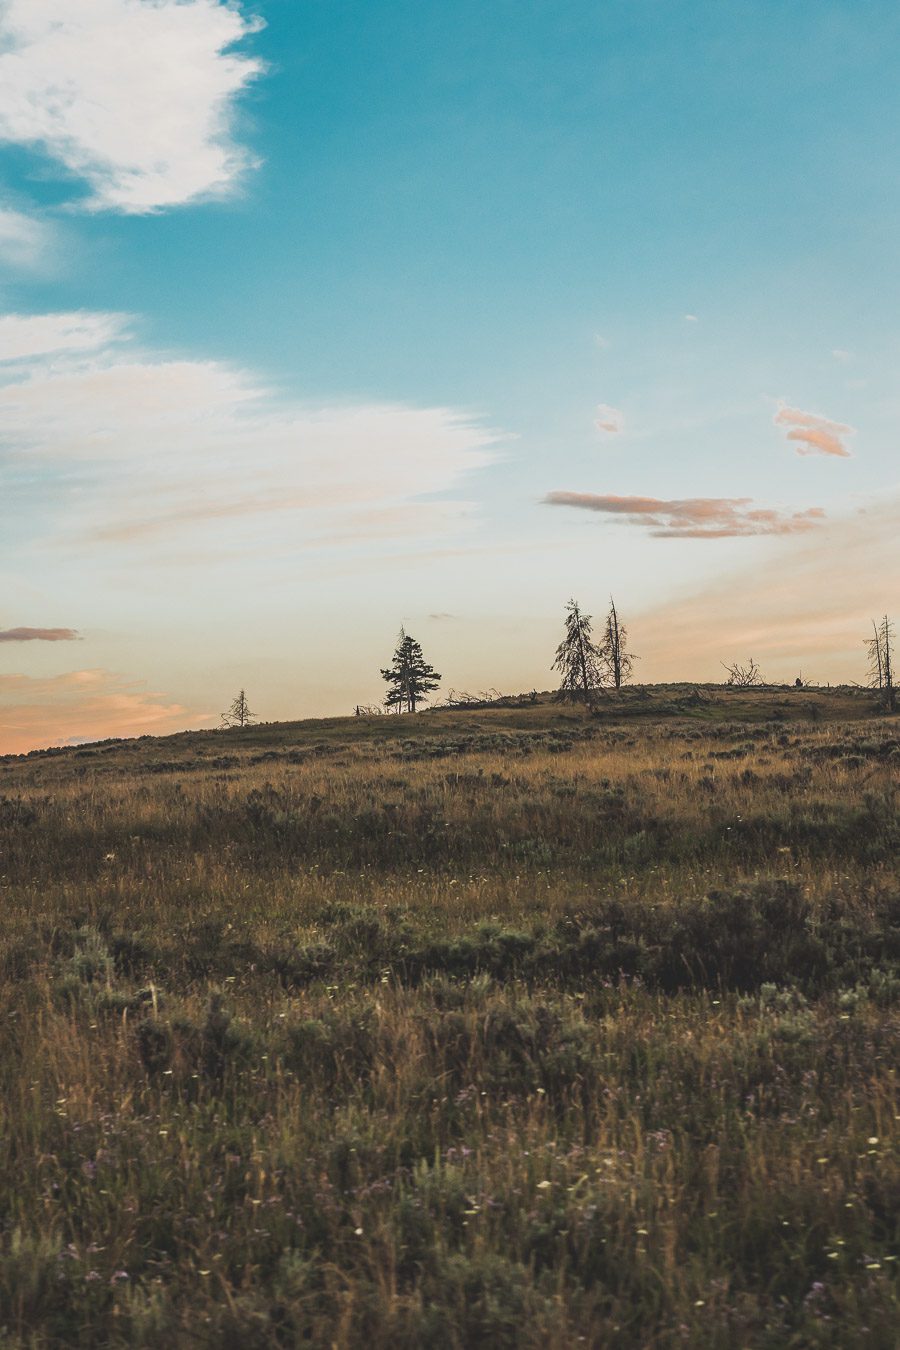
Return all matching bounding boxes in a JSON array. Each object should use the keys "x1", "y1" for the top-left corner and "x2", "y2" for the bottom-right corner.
[{"x1": 1, "y1": 0, "x2": 899, "y2": 752}]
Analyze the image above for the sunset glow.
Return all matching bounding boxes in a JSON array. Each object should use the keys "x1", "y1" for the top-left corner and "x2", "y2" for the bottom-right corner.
[{"x1": 2, "y1": 1, "x2": 898, "y2": 751}]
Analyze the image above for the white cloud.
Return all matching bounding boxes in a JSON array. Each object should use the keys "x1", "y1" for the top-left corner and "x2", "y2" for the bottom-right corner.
[
  {"x1": 593, "y1": 402, "x2": 623, "y2": 435},
  {"x1": 0, "y1": 311, "x2": 130, "y2": 362},
  {"x1": 0, "y1": 0, "x2": 264, "y2": 213},
  {"x1": 0, "y1": 204, "x2": 54, "y2": 268},
  {"x1": 0, "y1": 310, "x2": 502, "y2": 555}
]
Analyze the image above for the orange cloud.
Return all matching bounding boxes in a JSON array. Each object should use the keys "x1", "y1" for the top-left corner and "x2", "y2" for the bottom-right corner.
[
  {"x1": 635, "y1": 497, "x2": 900, "y2": 682},
  {"x1": 544, "y1": 491, "x2": 825, "y2": 538},
  {"x1": 0, "y1": 626, "x2": 78, "y2": 642},
  {"x1": 0, "y1": 669, "x2": 206, "y2": 755},
  {"x1": 774, "y1": 404, "x2": 854, "y2": 458}
]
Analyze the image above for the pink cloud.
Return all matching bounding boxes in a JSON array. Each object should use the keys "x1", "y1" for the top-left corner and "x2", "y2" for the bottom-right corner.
[
  {"x1": 0, "y1": 668, "x2": 207, "y2": 754},
  {"x1": 774, "y1": 404, "x2": 854, "y2": 458},
  {"x1": 0, "y1": 626, "x2": 78, "y2": 642},
  {"x1": 635, "y1": 497, "x2": 900, "y2": 682},
  {"x1": 544, "y1": 491, "x2": 825, "y2": 538}
]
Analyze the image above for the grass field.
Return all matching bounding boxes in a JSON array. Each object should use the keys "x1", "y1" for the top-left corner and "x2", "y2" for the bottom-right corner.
[{"x1": 0, "y1": 685, "x2": 897, "y2": 1347}]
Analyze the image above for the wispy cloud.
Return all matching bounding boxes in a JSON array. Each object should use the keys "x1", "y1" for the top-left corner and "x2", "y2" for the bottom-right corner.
[
  {"x1": 0, "y1": 627, "x2": 78, "y2": 643},
  {"x1": 0, "y1": 311, "x2": 129, "y2": 363},
  {"x1": 0, "y1": 310, "x2": 502, "y2": 557},
  {"x1": 774, "y1": 403, "x2": 854, "y2": 458},
  {"x1": 544, "y1": 491, "x2": 825, "y2": 538},
  {"x1": 0, "y1": 205, "x2": 54, "y2": 269},
  {"x1": 0, "y1": 0, "x2": 264, "y2": 213},
  {"x1": 0, "y1": 668, "x2": 199, "y2": 754},
  {"x1": 637, "y1": 497, "x2": 900, "y2": 681},
  {"x1": 593, "y1": 403, "x2": 623, "y2": 435}
]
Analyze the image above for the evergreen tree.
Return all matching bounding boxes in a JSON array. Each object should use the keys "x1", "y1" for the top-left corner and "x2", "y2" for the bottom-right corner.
[
  {"x1": 381, "y1": 629, "x2": 441, "y2": 713},
  {"x1": 553, "y1": 600, "x2": 604, "y2": 703},
  {"x1": 598, "y1": 596, "x2": 636, "y2": 689}
]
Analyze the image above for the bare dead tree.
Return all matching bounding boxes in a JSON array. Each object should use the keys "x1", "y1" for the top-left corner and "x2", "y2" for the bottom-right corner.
[
  {"x1": 867, "y1": 616, "x2": 896, "y2": 711},
  {"x1": 599, "y1": 596, "x2": 637, "y2": 689},
  {"x1": 721, "y1": 658, "x2": 763, "y2": 688},
  {"x1": 866, "y1": 619, "x2": 884, "y2": 690},
  {"x1": 221, "y1": 689, "x2": 256, "y2": 728},
  {"x1": 885, "y1": 617, "x2": 897, "y2": 712}
]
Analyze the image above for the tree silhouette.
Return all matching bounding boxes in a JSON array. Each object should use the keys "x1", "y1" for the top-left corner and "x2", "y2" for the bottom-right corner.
[
  {"x1": 221, "y1": 689, "x2": 256, "y2": 728},
  {"x1": 722, "y1": 658, "x2": 763, "y2": 688},
  {"x1": 598, "y1": 596, "x2": 636, "y2": 689},
  {"x1": 381, "y1": 629, "x2": 441, "y2": 713},
  {"x1": 553, "y1": 600, "x2": 604, "y2": 703},
  {"x1": 867, "y1": 616, "x2": 896, "y2": 711}
]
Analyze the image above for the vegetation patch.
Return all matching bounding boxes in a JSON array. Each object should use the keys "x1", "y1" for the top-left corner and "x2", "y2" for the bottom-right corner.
[{"x1": 0, "y1": 695, "x2": 897, "y2": 1347}]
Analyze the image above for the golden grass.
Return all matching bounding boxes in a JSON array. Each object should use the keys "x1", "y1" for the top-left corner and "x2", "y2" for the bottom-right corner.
[{"x1": 0, "y1": 687, "x2": 896, "y2": 1346}]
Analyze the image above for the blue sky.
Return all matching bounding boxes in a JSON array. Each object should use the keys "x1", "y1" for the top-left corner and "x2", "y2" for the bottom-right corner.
[{"x1": 1, "y1": 0, "x2": 898, "y2": 749}]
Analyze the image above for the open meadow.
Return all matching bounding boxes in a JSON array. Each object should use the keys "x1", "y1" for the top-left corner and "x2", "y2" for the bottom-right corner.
[{"x1": 0, "y1": 686, "x2": 897, "y2": 1347}]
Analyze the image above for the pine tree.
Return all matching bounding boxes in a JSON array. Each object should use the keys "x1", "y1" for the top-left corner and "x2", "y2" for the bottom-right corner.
[
  {"x1": 553, "y1": 600, "x2": 604, "y2": 703},
  {"x1": 380, "y1": 629, "x2": 441, "y2": 713},
  {"x1": 221, "y1": 689, "x2": 256, "y2": 728},
  {"x1": 598, "y1": 596, "x2": 636, "y2": 689}
]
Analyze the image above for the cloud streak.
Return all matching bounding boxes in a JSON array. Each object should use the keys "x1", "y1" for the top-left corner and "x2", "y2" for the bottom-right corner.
[
  {"x1": 0, "y1": 627, "x2": 78, "y2": 643},
  {"x1": 544, "y1": 491, "x2": 826, "y2": 538},
  {"x1": 636, "y1": 497, "x2": 900, "y2": 680},
  {"x1": 0, "y1": 311, "x2": 130, "y2": 363},
  {"x1": 0, "y1": 668, "x2": 198, "y2": 754},
  {"x1": 0, "y1": 0, "x2": 264, "y2": 213},
  {"x1": 0, "y1": 310, "x2": 502, "y2": 558},
  {"x1": 774, "y1": 403, "x2": 854, "y2": 458}
]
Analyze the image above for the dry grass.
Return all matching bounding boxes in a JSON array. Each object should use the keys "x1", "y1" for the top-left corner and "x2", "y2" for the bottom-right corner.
[{"x1": 0, "y1": 686, "x2": 897, "y2": 1346}]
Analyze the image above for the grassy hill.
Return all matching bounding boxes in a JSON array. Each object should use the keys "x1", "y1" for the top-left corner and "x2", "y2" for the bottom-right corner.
[{"x1": 0, "y1": 687, "x2": 897, "y2": 1346}]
